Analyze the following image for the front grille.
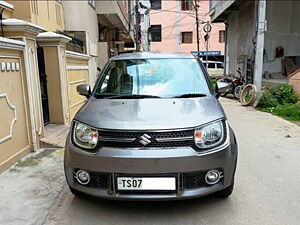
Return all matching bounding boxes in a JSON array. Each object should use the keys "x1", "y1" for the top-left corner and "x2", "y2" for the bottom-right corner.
[
  {"x1": 96, "y1": 120, "x2": 227, "y2": 151},
  {"x1": 98, "y1": 129, "x2": 195, "y2": 149},
  {"x1": 100, "y1": 139, "x2": 196, "y2": 148}
]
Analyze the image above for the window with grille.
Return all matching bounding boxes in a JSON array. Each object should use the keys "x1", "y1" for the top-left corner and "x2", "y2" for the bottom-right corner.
[
  {"x1": 181, "y1": 0, "x2": 192, "y2": 11},
  {"x1": 150, "y1": 0, "x2": 162, "y2": 10},
  {"x1": 149, "y1": 25, "x2": 162, "y2": 42},
  {"x1": 219, "y1": 30, "x2": 225, "y2": 43},
  {"x1": 181, "y1": 32, "x2": 193, "y2": 44}
]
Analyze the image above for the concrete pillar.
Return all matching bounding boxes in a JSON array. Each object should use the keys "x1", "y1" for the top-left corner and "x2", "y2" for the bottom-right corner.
[
  {"x1": 254, "y1": 0, "x2": 267, "y2": 93},
  {"x1": 2, "y1": 18, "x2": 45, "y2": 150},
  {"x1": 37, "y1": 32, "x2": 71, "y2": 125}
]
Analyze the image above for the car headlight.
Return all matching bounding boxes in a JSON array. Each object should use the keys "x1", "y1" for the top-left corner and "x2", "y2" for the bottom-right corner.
[
  {"x1": 194, "y1": 120, "x2": 225, "y2": 149},
  {"x1": 73, "y1": 122, "x2": 98, "y2": 149}
]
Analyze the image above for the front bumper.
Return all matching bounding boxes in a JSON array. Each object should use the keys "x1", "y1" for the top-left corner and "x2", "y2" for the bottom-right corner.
[{"x1": 64, "y1": 131, "x2": 237, "y2": 200}]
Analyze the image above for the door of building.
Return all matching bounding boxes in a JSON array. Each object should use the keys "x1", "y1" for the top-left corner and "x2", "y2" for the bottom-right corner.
[{"x1": 37, "y1": 47, "x2": 50, "y2": 125}]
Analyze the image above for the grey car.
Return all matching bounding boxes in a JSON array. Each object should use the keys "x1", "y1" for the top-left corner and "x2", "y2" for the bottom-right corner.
[{"x1": 64, "y1": 52, "x2": 238, "y2": 200}]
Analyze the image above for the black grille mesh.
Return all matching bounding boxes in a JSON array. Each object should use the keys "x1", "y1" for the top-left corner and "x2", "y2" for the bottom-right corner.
[
  {"x1": 182, "y1": 171, "x2": 208, "y2": 189},
  {"x1": 99, "y1": 130, "x2": 194, "y2": 139},
  {"x1": 98, "y1": 129, "x2": 195, "y2": 148}
]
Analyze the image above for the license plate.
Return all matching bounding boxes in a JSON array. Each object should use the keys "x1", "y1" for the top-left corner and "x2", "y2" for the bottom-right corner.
[{"x1": 117, "y1": 177, "x2": 176, "y2": 191}]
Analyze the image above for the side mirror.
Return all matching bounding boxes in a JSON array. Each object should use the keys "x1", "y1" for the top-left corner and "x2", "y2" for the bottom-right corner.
[
  {"x1": 215, "y1": 80, "x2": 231, "y2": 99},
  {"x1": 77, "y1": 84, "x2": 91, "y2": 98}
]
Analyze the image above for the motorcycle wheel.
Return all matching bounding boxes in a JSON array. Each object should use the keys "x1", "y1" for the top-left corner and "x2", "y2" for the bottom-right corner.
[{"x1": 233, "y1": 85, "x2": 245, "y2": 99}]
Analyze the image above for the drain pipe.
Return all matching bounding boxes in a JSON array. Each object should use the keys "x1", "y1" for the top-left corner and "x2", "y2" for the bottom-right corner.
[{"x1": 253, "y1": 0, "x2": 267, "y2": 93}]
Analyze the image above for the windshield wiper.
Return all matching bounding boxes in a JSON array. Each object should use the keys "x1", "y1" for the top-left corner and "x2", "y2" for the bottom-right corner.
[
  {"x1": 173, "y1": 93, "x2": 207, "y2": 98},
  {"x1": 98, "y1": 94, "x2": 161, "y2": 99}
]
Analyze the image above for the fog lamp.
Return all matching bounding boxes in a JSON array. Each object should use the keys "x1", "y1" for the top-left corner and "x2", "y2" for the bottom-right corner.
[
  {"x1": 205, "y1": 170, "x2": 221, "y2": 185},
  {"x1": 76, "y1": 170, "x2": 90, "y2": 185}
]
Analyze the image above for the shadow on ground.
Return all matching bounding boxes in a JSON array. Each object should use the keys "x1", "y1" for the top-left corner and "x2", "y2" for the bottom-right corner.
[{"x1": 51, "y1": 191, "x2": 235, "y2": 225}]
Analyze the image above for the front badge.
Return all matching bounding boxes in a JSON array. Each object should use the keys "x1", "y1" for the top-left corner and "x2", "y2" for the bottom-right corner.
[{"x1": 139, "y1": 134, "x2": 152, "y2": 146}]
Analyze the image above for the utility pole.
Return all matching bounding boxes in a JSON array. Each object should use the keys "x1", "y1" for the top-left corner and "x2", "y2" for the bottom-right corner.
[
  {"x1": 135, "y1": 0, "x2": 141, "y2": 52},
  {"x1": 254, "y1": 0, "x2": 266, "y2": 93},
  {"x1": 194, "y1": 0, "x2": 200, "y2": 58},
  {"x1": 204, "y1": 21, "x2": 211, "y2": 67},
  {"x1": 205, "y1": 32, "x2": 209, "y2": 65}
]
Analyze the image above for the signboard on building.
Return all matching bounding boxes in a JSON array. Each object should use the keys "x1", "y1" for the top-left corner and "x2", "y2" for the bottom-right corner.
[{"x1": 191, "y1": 51, "x2": 221, "y2": 56}]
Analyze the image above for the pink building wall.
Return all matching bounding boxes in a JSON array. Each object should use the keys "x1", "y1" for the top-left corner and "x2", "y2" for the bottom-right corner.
[{"x1": 150, "y1": 1, "x2": 224, "y2": 54}]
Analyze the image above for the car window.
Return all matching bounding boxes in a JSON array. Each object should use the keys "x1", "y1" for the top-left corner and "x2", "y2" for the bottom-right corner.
[
  {"x1": 216, "y1": 63, "x2": 224, "y2": 69},
  {"x1": 95, "y1": 58, "x2": 210, "y2": 97},
  {"x1": 208, "y1": 63, "x2": 215, "y2": 69}
]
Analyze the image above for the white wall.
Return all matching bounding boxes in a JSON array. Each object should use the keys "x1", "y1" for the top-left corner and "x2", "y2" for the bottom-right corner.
[
  {"x1": 97, "y1": 42, "x2": 109, "y2": 70},
  {"x1": 226, "y1": 1, "x2": 256, "y2": 75},
  {"x1": 264, "y1": 1, "x2": 300, "y2": 74},
  {"x1": 226, "y1": 1, "x2": 300, "y2": 76}
]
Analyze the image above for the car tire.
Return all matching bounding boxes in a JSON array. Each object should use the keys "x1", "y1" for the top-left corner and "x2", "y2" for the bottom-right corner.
[
  {"x1": 69, "y1": 186, "x2": 85, "y2": 198},
  {"x1": 216, "y1": 179, "x2": 234, "y2": 198}
]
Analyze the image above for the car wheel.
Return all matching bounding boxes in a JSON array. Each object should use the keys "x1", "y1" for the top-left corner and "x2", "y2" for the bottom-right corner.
[
  {"x1": 69, "y1": 186, "x2": 85, "y2": 198},
  {"x1": 216, "y1": 179, "x2": 234, "y2": 198}
]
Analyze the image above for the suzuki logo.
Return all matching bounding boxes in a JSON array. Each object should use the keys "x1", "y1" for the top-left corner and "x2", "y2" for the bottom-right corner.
[{"x1": 139, "y1": 134, "x2": 152, "y2": 146}]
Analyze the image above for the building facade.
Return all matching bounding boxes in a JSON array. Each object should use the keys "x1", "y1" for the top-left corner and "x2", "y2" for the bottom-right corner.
[
  {"x1": 210, "y1": 0, "x2": 300, "y2": 90},
  {"x1": 149, "y1": 0, "x2": 225, "y2": 59},
  {"x1": 7, "y1": 0, "x2": 64, "y2": 31},
  {"x1": 0, "y1": 0, "x2": 135, "y2": 172},
  {"x1": 63, "y1": 0, "x2": 135, "y2": 86}
]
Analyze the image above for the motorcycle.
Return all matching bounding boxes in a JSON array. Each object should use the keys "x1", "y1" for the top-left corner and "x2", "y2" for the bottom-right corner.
[{"x1": 216, "y1": 67, "x2": 246, "y2": 99}]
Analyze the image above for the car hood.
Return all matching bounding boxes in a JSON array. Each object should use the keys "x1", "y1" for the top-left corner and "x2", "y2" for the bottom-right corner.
[{"x1": 74, "y1": 96, "x2": 226, "y2": 130}]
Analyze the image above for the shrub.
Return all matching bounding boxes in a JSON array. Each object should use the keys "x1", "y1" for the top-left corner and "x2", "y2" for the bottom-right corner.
[
  {"x1": 257, "y1": 84, "x2": 299, "y2": 108},
  {"x1": 210, "y1": 78, "x2": 217, "y2": 90},
  {"x1": 272, "y1": 104, "x2": 300, "y2": 121},
  {"x1": 257, "y1": 84, "x2": 300, "y2": 121}
]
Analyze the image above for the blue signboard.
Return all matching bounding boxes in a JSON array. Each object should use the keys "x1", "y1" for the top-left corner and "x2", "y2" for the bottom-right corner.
[{"x1": 191, "y1": 51, "x2": 221, "y2": 56}]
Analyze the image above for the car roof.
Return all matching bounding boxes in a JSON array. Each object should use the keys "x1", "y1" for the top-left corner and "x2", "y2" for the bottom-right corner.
[{"x1": 110, "y1": 52, "x2": 196, "y2": 60}]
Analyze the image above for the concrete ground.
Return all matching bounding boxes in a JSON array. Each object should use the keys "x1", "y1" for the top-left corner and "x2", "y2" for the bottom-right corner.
[
  {"x1": 0, "y1": 98, "x2": 300, "y2": 225},
  {"x1": 40, "y1": 124, "x2": 69, "y2": 148}
]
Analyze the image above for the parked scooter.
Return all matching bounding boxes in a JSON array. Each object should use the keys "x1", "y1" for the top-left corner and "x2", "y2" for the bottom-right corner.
[{"x1": 216, "y1": 67, "x2": 246, "y2": 99}]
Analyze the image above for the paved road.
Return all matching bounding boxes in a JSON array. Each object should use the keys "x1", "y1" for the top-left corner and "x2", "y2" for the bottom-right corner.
[
  {"x1": 42, "y1": 98, "x2": 300, "y2": 225},
  {"x1": 1, "y1": 99, "x2": 298, "y2": 225}
]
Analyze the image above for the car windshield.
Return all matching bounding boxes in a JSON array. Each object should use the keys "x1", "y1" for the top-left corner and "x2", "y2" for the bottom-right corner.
[{"x1": 94, "y1": 58, "x2": 210, "y2": 98}]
